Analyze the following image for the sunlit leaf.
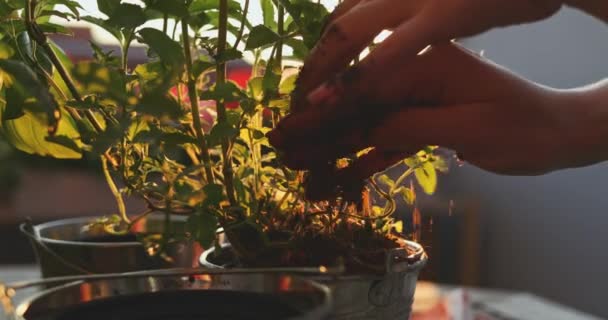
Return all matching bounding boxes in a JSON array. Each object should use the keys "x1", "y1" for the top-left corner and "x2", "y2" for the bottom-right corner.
[
  {"x1": 279, "y1": 74, "x2": 297, "y2": 94},
  {"x1": 400, "y1": 187, "x2": 416, "y2": 205},
  {"x1": 0, "y1": 104, "x2": 82, "y2": 159},
  {"x1": 0, "y1": 59, "x2": 58, "y2": 125},
  {"x1": 71, "y1": 61, "x2": 127, "y2": 103},
  {"x1": 414, "y1": 161, "x2": 437, "y2": 195},
  {"x1": 260, "y1": 0, "x2": 276, "y2": 31}
]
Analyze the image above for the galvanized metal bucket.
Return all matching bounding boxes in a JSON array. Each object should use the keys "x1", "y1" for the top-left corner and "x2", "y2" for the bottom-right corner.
[
  {"x1": 20, "y1": 215, "x2": 201, "y2": 278},
  {"x1": 200, "y1": 240, "x2": 427, "y2": 320},
  {"x1": 2, "y1": 268, "x2": 332, "y2": 320}
]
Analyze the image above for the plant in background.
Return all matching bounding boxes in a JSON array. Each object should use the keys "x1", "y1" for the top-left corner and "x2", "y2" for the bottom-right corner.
[{"x1": 0, "y1": 0, "x2": 446, "y2": 272}]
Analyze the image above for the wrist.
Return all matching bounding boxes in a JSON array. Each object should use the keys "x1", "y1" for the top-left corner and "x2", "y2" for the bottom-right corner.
[{"x1": 552, "y1": 79, "x2": 608, "y2": 169}]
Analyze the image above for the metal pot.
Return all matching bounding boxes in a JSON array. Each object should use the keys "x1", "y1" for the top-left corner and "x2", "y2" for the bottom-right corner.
[
  {"x1": 20, "y1": 215, "x2": 201, "y2": 278},
  {"x1": 200, "y1": 240, "x2": 427, "y2": 320},
  {"x1": 5, "y1": 269, "x2": 332, "y2": 320}
]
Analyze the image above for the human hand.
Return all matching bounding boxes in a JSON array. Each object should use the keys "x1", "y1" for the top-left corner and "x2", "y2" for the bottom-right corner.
[
  {"x1": 291, "y1": 0, "x2": 563, "y2": 108},
  {"x1": 269, "y1": 43, "x2": 577, "y2": 188}
]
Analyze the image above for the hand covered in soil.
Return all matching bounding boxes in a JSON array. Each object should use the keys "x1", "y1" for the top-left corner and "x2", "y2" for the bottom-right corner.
[{"x1": 269, "y1": 42, "x2": 606, "y2": 193}]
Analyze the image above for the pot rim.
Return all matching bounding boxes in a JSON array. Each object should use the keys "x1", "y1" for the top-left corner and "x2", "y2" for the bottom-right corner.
[
  {"x1": 15, "y1": 271, "x2": 333, "y2": 320},
  {"x1": 200, "y1": 239, "x2": 428, "y2": 280},
  {"x1": 22, "y1": 215, "x2": 187, "y2": 248}
]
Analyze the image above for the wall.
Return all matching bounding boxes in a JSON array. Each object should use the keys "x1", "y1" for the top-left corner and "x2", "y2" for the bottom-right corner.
[{"x1": 456, "y1": 7, "x2": 608, "y2": 318}]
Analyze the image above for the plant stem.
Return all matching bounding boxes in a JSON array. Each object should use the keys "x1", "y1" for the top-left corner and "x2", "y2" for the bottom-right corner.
[
  {"x1": 127, "y1": 208, "x2": 154, "y2": 229},
  {"x1": 181, "y1": 19, "x2": 215, "y2": 184},
  {"x1": 120, "y1": 33, "x2": 132, "y2": 72},
  {"x1": 102, "y1": 155, "x2": 129, "y2": 224},
  {"x1": 390, "y1": 168, "x2": 414, "y2": 195},
  {"x1": 217, "y1": 0, "x2": 237, "y2": 206},
  {"x1": 25, "y1": 0, "x2": 103, "y2": 134},
  {"x1": 232, "y1": 0, "x2": 250, "y2": 48},
  {"x1": 162, "y1": 13, "x2": 169, "y2": 34},
  {"x1": 276, "y1": 3, "x2": 284, "y2": 69}
]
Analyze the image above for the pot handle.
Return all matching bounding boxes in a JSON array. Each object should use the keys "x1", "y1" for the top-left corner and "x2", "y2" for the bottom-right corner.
[
  {"x1": 19, "y1": 220, "x2": 92, "y2": 275},
  {"x1": 385, "y1": 247, "x2": 426, "y2": 274}
]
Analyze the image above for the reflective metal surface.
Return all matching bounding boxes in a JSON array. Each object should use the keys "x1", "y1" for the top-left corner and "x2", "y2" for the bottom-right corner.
[
  {"x1": 4, "y1": 269, "x2": 331, "y2": 320},
  {"x1": 200, "y1": 240, "x2": 428, "y2": 320},
  {"x1": 21, "y1": 215, "x2": 200, "y2": 278}
]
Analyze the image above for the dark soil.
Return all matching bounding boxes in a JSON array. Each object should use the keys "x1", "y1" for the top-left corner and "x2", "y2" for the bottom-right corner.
[
  {"x1": 77, "y1": 233, "x2": 140, "y2": 243},
  {"x1": 223, "y1": 221, "x2": 418, "y2": 275},
  {"x1": 27, "y1": 290, "x2": 307, "y2": 320}
]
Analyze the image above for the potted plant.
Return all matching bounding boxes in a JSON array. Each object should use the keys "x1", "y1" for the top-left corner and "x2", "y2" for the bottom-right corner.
[{"x1": 0, "y1": 0, "x2": 445, "y2": 318}]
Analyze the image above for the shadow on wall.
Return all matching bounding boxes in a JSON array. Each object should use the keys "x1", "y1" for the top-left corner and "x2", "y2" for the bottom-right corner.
[{"x1": 453, "y1": 7, "x2": 608, "y2": 318}]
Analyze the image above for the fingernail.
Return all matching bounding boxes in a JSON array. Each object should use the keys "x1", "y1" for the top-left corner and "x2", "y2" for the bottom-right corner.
[
  {"x1": 266, "y1": 129, "x2": 285, "y2": 148},
  {"x1": 307, "y1": 83, "x2": 333, "y2": 106}
]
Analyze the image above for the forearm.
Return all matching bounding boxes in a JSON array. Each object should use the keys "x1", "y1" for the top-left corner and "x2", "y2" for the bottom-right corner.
[{"x1": 565, "y1": 0, "x2": 608, "y2": 22}]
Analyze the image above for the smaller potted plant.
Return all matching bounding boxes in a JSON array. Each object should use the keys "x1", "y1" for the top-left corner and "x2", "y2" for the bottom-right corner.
[{"x1": 0, "y1": 0, "x2": 445, "y2": 318}]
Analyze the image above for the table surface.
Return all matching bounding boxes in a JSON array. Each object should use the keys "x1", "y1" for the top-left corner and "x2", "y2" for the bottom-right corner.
[{"x1": 0, "y1": 265, "x2": 602, "y2": 320}]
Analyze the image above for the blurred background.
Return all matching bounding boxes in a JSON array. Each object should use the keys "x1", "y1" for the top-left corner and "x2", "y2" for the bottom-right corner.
[{"x1": 1, "y1": 2, "x2": 607, "y2": 319}]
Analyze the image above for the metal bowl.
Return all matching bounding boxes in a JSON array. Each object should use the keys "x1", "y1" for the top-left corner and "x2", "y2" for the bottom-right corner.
[
  {"x1": 12, "y1": 270, "x2": 331, "y2": 320},
  {"x1": 200, "y1": 240, "x2": 428, "y2": 320},
  {"x1": 21, "y1": 215, "x2": 200, "y2": 278}
]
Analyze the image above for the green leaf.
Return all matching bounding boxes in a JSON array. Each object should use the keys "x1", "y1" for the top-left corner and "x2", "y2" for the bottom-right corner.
[
  {"x1": 285, "y1": 38, "x2": 308, "y2": 60},
  {"x1": 201, "y1": 81, "x2": 243, "y2": 102},
  {"x1": 202, "y1": 183, "x2": 225, "y2": 207},
  {"x1": 262, "y1": 68, "x2": 280, "y2": 92},
  {"x1": 5, "y1": 1, "x2": 24, "y2": 11},
  {"x1": 45, "y1": 135, "x2": 82, "y2": 154},
  {"x1": 414, "y1": 161, "x2": 437, "y2": 195},
  {"x1": 432, "y1": 155, "x2": 450, "y2": 173},
  {"x1": 192, "y1": 59, "x2": 215, "y2": 78},
  {"x1": 38, "y1": 22, "x2": 72, "y2": 36},
  {"x1": 91, "y1": 123, "x2": 123, "y2": 154},
  {"x1": 136, "y1": 93, "x2": 183, "y2": 118},
  {"x1": 144, "y1": 0, "x2": 189, "y2": 18},
  {"x1": 0, "y1": 59, "x2": 58, "y2": 124},
  {"x1": 107, "y1": 3, "x2": 147, "y2": 30},
  {"x1": 97, "y1": 0, "x2": 121, "y2": 16},
  {"x1": 82, "y1": 16, "x2": 123, "y2": 43},
  {"x1": 187, "y1": 210, "x2": 218, "y2": 248},
  {"x1": 40, "y1": 0, "x2": 83, "y2": 17},
  {"x1": 378, "y1": 174, "x2": 395, "y2": 189},
  {"x1": 400, "y1": 187, "x2": 416, "y2": 206},
  {"x1": 37, "y1": 10, "x2": 78, "y2": 22},
  {"x1": 189, "y1": 0, "x2": 241, "y2": 15},
  {"x1": 260, "y1": 0, "x2": 277, "y2": 31},
  {"x1": 245, "y1": 25, "x2": 280, "y2": 50},
  {"x1": 133, "y1": 125, "x2": 197, "y2": 146},
  {"x1": 207, "y1": 121, "x2": 238, "y2": 147},
  {"x1": 279, "y1": 73, "x2": 297, "y2": 94},
  {"x1": 90, "y1": 41, "x2": 120, "y2": 68},
  {"x1": 0, "y1": 104, "x2": 82, "y2": 159},
  {"x1": 138, "y1": 28, "x2": 185, "y2": 68},
  {"x1": 71, "y1": 61, "x2": 127, "y2": 103},
  {"x1": 247, "y1": 76, "x2": 264, "y2": 101},
  {"x1": 275, "y1": 0, "x2": 328, "y2": 48},
  {"x1": 0, "y1": 41, "x2": 14, "y2": 59},
  {"x1": 215, "y1": 47, "x2": 242, "y2": 63}
]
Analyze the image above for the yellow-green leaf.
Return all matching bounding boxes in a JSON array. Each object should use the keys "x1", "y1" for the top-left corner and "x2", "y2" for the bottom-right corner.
[{"x1": 414, "y1": 161, "x2": 437, "y2": 195}]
